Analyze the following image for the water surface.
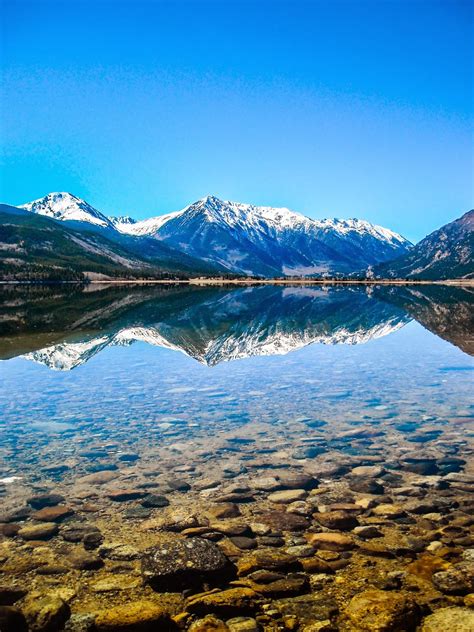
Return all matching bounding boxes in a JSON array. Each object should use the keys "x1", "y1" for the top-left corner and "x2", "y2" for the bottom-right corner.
[{"x1": 0, "y1": 283, "x2": 473, "y2": 629}]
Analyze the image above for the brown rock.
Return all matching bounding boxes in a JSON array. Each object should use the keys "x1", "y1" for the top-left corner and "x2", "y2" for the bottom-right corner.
[
  {"x1": 32, "y1": 506, "x2": 73, "y2": 522},
  {"x1": 344, "y1": 589, "x2": 421, "y2": 631},
  {"x1": 306, "y1": 532, "x2": 355, "y2": 552},
  {"x1": 18, "y1": 523, "x2": 58, "y2": 541},
  {"x1": 94, "y1": 600, "x2": 171, "y2": 631}
]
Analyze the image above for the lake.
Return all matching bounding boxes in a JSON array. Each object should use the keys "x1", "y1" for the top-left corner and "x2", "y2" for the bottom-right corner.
[{"x1": 0, "y1": 283, "x2": 473, "y2": 631}]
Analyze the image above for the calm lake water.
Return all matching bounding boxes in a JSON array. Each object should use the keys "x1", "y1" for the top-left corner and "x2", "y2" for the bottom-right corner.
[{"x1": 0, "y1": 283, "x2": 473, "y2": 630}]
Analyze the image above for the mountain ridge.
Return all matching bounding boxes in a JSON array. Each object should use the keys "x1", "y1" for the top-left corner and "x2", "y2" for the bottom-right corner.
[{"x1": 13, "y1": 192, "x2": 413, "y2": 277}]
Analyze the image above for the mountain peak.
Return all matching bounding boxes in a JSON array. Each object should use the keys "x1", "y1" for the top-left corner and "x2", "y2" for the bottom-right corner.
[{"x1": 19, "y1": 192, "x2": 113, "y2": 228}]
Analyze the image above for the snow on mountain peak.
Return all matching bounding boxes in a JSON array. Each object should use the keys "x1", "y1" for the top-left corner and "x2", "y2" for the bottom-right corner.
[{"x1": 20, "y1": 192, "x2": 112, "y2": 228}]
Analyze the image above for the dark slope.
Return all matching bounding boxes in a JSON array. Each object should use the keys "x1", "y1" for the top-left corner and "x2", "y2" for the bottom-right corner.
[{"x1": 373, "y1": 210, "x2": 474, "y2": 280}]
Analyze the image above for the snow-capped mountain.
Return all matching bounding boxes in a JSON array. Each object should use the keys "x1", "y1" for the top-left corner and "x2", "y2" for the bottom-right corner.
[
  {"x1": 17, "y1": 192, "x2": 412, "y2": 277},
  {"x1": 112, "y1": 195, "x2": 412, "y2": 276},
  {"x1": 19, "y1": 192, "x2": 114, "y2": 229}
]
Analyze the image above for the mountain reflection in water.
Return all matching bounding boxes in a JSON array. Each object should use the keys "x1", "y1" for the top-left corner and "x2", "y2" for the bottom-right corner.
[{"x1": 0, "y1": 283, "x2": 472, "y2": 370}]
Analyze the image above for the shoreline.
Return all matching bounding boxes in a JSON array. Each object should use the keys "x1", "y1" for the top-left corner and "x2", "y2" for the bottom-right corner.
[{"x1": 0, "y1": 278, "x2": 473, "y2": 287}]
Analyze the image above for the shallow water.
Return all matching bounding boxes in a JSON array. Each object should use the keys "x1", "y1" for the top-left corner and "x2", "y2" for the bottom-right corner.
[{"x1": 0, "y1": 283, "x2": 473, "y2": 631}]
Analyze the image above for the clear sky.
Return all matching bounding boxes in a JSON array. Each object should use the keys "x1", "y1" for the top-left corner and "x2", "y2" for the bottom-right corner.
[{"x1": 1, "y1": 0, "x2": 472, "y2": 242}]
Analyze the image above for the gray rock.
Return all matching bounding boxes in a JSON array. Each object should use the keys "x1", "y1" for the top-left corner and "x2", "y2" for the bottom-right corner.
[{"x1": 141, "y1": 537, "x2": 234, "y2": 590}]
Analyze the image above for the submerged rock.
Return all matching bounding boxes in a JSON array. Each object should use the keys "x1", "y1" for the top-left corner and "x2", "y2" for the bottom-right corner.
[
  {"x1": 94, "y1": 600, "x2": 172, "y2": 631},
  {"x1": 141, "y1": 537, "x2": 234, "y2": 590},
  {"x1": 344, "y1": 589, "x2": 421, "y2": 631},
  {"x1": 419, "y1": 607, "x2": 474, "y2": 632},
  {"x1": 22, "y1": 594, "x2": 71, "y2": 632}
]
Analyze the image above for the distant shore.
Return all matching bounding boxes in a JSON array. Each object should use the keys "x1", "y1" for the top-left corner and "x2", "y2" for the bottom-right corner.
[{"x1": 1, "y1": 278, "x2": 473, "y2": 287}]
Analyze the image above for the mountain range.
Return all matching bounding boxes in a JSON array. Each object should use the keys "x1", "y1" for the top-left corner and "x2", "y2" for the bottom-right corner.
[{"x1": 0, "y1": 191, "x2": 472, "y2": 280}]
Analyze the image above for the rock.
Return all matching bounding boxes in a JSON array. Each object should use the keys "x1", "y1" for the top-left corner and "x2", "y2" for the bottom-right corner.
[
  {"x1": 68, "y1": 550, "x2": 104, "y2": 571},
  {"x1": 187, "y1": 587, "x2": 259, "y2": 617},
  {"x1": 188, "y1": 616, "x2": 229, "y2": 631},
  {"x1": 22, "y1": 594, "x2": 71, "y2": 632},
  {"x1": 247, "y1": 574, "x2": 309, "y2": 597},
  {"x1": 27, "y1": 494, "x2": 65, "y2": 510},
  {"x1": 372, "y1": 504, "x2": 407, "y2": 518},
  {"x1": 94, "y1": 600, "x2": 171, "y2": 631},
  {"x1": 314, "y1": 511, "x2": 358, "y2": 531},
  {"x1": 400, "y1": 458, "x2": 439, "y2": 476},
  {"x1": 278, "y1": 473, "x2": 318, "y2": 490},
  {"x1": 432, "y1": 568, "x2": 473, "y2": 595},
  {"x1": 349, "y1": 478, "x2": 385, "y2": 494},
  {"x1": 344, "y1": 589, "x2": 420, "y2": 631},
  {"x1": 0, "y1": 606, "x2": 28, "y2": 632},
  {"x1": 141, "y1": 537, "x2": 233, "y2": 590},
  {"x1": 144, "y1": 509, "x2": 199, "y2": 532},
  {"x1": 420, "y1": 607, "x2": 474, "y2": 631},
  {"x1": 268, "y1": 489, "x2": 308, "y2": 504},
  {"x1": 141, "y1": 494, "x2": 169, "y2": 508},
  {"x1": 229, "y1": 537, "x2": 257, "y2": 550},
  {"x1": 237, "y1": 551, "x2": 300, "y2": 576},
  {"x1": 92, "y1": 576, "x2": 141, "y2": 592},
  {"x1": 226, "y1": 617, "x2": 258, "y2": 632},
  {"x1": 353, "y1": 525, "x2": 382, "y2": 539},
  {"x1": 257, "y1": 511, "x2": 309, "y2": 531},
  {"x1": 18, "y1": 522, "x2": 58, "y2": 540},
  {"x1": 0, "y1": 586, "x2": 27, "y2": 606},
  {"x1": 208, "y1": 504, "x2": 241, "y2": 519},
  {"x1": 107, "y1": 489, "x2": 146, "y2": 502},
  {"x1": 306, "y1": 533, "x2": 355, "y2": 551},
  {"x1": 300, "y1": 557, "x2": 334, "y2": 574},
  {"x1": 32, "y1": 506, "x2": 74, "y2": 522},
  {"x1": 273, "y1": 594, "x2": 339, "y2": 626},
  {"x1": 351, "y1": 465, "x2": 385, "y2": 477}
]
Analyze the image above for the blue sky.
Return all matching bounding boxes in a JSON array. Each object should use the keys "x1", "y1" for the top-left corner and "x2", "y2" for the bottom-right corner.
[{"x1": 1, "y1": 0, "x2": 472, "y2": 242}]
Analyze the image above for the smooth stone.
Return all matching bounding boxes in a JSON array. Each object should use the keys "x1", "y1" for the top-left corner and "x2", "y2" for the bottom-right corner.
[
  {"x1": 32, "y1": 506, "x2": 74, "y2": 522},
  {"x1": 208, "y1": 504, "x2": 241, "y2": 519},
  {"x1": 372, "y1": 504, "x2": 407, "y2": 518},
  {"x1": 277, "y1": 473, "x2": 318, "y2": 490},
  {"x1": 306, "y1": 533, "x2": 355, "y2": 552},
  {"x1": 353, "y1": 525, "x2": 382, "y2": 539},
  {"x1": 268, "y1": 489, "x2": 307, "y2": 504},
  {"x1": 257, "y1": 511, "x2": 309, "y2": 531},
  {"x1": 141, "y1": 537, "x2": 233, "y2": 590},
  {"x1": 349, "y1": 478, "x2": 385, "y2": 494},
  {"x1": 27, "y1": 494, "x2": 65, "y2": 510},
  {"x1": 226, "y1": 617, "x2": 258, "y2": 632},
  {"x1": 94, "y1": 601, "x2": 171, "y2": 631},
  {"x1": 18, "y1": 522, "x2": 58, "y2": 540},
  {"x1": 351, "y1": 465, "x2": 385, "y2": 477},
  {"x1": 344, "y1": 589, "x2": 420, "y2": 631},
  {"x1": 314, "y1": 511, "x2": 359, "y2": 531},
  {"x1": 229, "y1": 537, "x2": 258, "y2": 550},
  {"x1": 140, "y1": 494, "x2": 169, "y2": 508},
  {"x1": 107, "y1": 490, "x2": 146, "y2": 502},
  {"x1": 68, "y1": 551, "x2": 104, "y2": 571},
  {"x1": 420, "y1": 607, "x2": 474, "y2": 632},
  {"x1": 187, "y1": 587, "x2": 259, "y2": 617},
  {"x1": 237, "y1": 551, "x2": 300, "y2": 576}
]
